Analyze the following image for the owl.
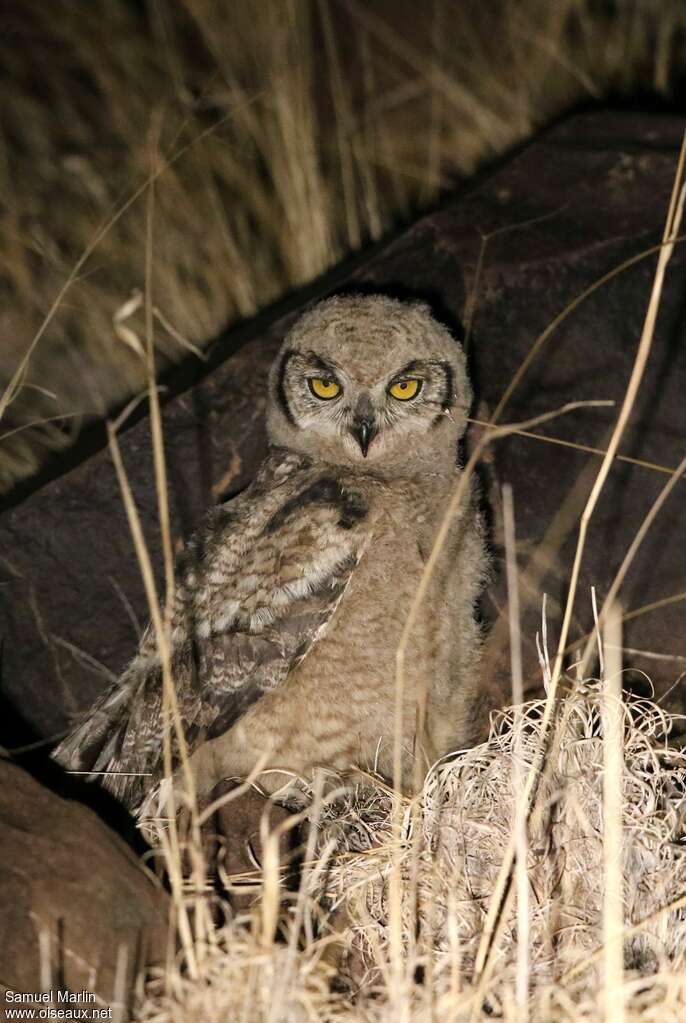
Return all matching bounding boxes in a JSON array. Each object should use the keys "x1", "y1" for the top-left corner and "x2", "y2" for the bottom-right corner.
[{"x1": 54, "y1": 294, "x2": 488, "y2": 816}]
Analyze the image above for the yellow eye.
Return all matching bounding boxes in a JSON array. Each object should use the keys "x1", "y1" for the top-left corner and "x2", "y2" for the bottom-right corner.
[
  {"x1": 308, "y1": 377, "x2": 341, "y2": 400},
  {"x1": 389, "y1": 378, "x2": 422, "y2": 401}
]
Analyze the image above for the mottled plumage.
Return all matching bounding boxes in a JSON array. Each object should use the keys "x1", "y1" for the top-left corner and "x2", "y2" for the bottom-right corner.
[{"x1": 54, "y1": 294, "x2": 488, "y2": 815}]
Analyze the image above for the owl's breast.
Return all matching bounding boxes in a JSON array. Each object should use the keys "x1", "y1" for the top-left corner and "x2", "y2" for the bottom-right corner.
[
  {"x1": 291, "y1": 478, "x2": 459, "y2": 697},
  {"x1": 224, "y1": 471, "x2": 483, "y2": 786}
]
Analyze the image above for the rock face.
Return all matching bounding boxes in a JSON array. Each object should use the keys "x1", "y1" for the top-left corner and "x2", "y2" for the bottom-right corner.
[
  {"x1": 1, "y1": 109, "x2": 685, "y2": 747},
  {"x1": 0, "y1": 759, "x2": 170, "y2": 1007}
]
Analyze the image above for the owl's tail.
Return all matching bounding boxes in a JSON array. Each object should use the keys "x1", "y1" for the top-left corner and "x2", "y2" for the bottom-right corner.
[{"x1": 52, "y1": 669, "x2": 148, "y2": 810}]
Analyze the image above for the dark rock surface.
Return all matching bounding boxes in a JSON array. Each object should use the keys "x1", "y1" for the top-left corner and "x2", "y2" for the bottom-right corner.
[
  {"x1": 1, "y1": 109, "x2": 685, "y2": 747},
  {"x1": 0, "y1": 759, "x2": 169, "y2": 1006}
]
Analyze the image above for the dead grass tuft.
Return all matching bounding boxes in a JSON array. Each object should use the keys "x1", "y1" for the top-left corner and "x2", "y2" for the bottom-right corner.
[{"x1": 136, "y1": 683, "x2": 686, "y2": 1022}]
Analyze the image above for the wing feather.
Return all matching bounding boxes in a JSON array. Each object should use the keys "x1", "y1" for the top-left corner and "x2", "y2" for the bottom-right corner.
[{"x1": 53, "y1": 450, "x2": 370, "y2": 810}]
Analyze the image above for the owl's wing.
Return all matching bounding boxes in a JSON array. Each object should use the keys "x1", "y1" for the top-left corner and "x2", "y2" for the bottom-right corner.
[{"x1": 53, "y1": 451, "x2": 371, "y2": 810}]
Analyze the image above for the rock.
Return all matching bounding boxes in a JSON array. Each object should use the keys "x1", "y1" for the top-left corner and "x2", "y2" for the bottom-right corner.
[
  {"x1": 0, "y1": 759, "x2": 169, "y2": 1007},
  {"x1": 1, "y1": 109, "x2": 685, "y2": 747}
]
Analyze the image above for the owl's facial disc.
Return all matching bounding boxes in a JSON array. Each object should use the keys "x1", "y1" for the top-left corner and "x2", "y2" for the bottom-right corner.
[
  {"x1": 273, "y1": 347, "x2": 459, "y2": 466},
  {"x1": 268, "y1": 296, "x2": 473, "y2": 474}
]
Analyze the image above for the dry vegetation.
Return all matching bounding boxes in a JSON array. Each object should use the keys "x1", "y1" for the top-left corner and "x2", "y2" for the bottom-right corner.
[
  {"x1": 2, "y1": 0, "x2": 686, "y2": 488},
  {"x1": 135, "y1": 684, "x2": 686, "y2": 1023},
  {"x1": 5, "y1": 2, "x2": 686, "y2": 1020}
]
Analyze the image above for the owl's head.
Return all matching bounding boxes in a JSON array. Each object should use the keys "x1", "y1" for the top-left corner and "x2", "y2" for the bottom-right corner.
[{"x1": 267, "y1": 294, "x2": 472, "y2": 475}]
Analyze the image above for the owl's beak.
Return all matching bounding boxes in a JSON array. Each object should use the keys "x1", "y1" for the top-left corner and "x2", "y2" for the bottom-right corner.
[{"x1": 353, "y1": 419, "x2": 377, "y2": 457}]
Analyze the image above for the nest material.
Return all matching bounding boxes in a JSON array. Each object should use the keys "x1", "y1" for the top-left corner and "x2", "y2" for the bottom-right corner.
[{"x1": 138, "y1": 683, "x2": 686, "y2": 1021}]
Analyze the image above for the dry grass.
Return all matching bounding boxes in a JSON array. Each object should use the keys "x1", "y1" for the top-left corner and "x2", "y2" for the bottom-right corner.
[
  {"x1": 132, "y1": 681, "x2": 686, "y2": 1022},
  {"x1": 3, "y1": 0, "x2": 686, "y2": 488}
]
